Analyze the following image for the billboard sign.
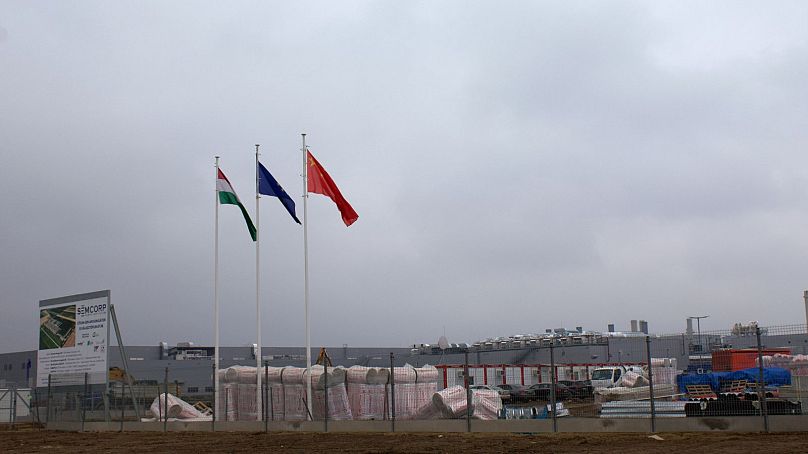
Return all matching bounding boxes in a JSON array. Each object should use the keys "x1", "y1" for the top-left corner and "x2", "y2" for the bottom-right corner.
[{"x1": 37, "y1": 290, "x2": 110, "y2": 387}]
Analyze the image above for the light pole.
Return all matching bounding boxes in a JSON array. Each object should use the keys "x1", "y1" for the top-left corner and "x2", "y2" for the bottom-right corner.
[{"x1": 689, "y1": 315, "x2": 709, "y2": 366}]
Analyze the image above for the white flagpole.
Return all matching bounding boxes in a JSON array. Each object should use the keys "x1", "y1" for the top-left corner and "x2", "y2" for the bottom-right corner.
[
  {"x1": 214, "y1": 156, "x2": 221, "y2": 420},
  {"x1": 302, "y1": 133, "x2": 312, "y2": 420},
  {"x1": 254, "y1": 144, "x2": 263, "y2": 420}
]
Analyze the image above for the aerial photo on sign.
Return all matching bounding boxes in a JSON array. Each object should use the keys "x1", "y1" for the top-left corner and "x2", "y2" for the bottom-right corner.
[{"x1": 39, "y1": 304, "x2": 76, "y2": 350}]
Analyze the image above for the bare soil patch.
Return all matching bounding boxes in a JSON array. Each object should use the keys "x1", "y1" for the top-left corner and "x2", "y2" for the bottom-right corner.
[{"x1": 2, "y1": 426, "x2": 807, "y2": 453}]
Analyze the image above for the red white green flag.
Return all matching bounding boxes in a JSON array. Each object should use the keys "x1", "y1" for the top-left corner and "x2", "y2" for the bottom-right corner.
[{"x1": 217, "y1": 168, "x2": 257, "y2": 241}]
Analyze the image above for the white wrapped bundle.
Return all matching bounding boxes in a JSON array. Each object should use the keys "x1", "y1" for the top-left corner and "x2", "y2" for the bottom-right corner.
[
  {"x1": 415, "y1": 382, "x2": 438, "y2": 415},
  {"x1": 306, "y1": 365, "x2": 347, "y2": 389},
  {"x1": 594, "y1": 384, "x2": 676, "y2": 403},
  {"x1": 311, "y1": 383, "x2": 353, "y2": 420},
  {"x1": 347, "y1": 383, "x2": 387, "y2": 420},
  {"x1": 150, "y1": 393, "x2": 208, "y2": 420},
  {"x1": 222, "y1": 384, "x2": 238, "y2": 421},
  {"x1": 793, "y1": 355, "x2": 808, "y2": 376},
  {"x1": 281, "y1": 367, "x2": 307, "y2": 385},
  {"x1": 432, "y1": 385, "x2": 471, "y2": 418},
  {"x1": 266, "y1": 366, "x2": 285, "y2": 383},
  {"x1": 651, "y1": 367, "x2": 677, "y2": 385},
  {"x1": 415, "y1": 365, "x2": 440, "y2": 383},
  {"x1": 393, "y1": 366, "x2": 418, "y2": 384},
  {"x1": 150, "y1": 393, "x2": 181, "y2": 419},
  {"x1": 371, "y1": 368, "x2": 390, "y2": 385},
  {"x1": 414, "y1": 398, "x2": 443, "y2": 420},
  {"x1": 267, "y1": 383, "x2": 285, "y2": 420},
  {"x1": 386, "y1": 381, "x2": 440, "y2": 420},
  {"x1": 347, "y1": 366, "x2": 372, "y2": 384},
  {"x1": 225, "y1": 366, "x2": 258, "y2": 384},
  {"x1": 471, "y1": 389, "x2": 502, "y2": 420},
  {"x1": 282, "y1": 383, "x2": 308, "y2": 420},
  {"x1": 392, "y1": 383, "x2": 418, "y2": 419},
  {"x1": 621, "y1": 371, "x2": 647, "y2": 388},
  {"x1": 236, "y1": 384, "x2": 258, "y2": 420}
]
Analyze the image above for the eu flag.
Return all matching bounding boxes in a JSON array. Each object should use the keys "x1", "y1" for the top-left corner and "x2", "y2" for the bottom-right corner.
[{"x1": 257, "y1": 161, "x2": 301, "y2": 224}]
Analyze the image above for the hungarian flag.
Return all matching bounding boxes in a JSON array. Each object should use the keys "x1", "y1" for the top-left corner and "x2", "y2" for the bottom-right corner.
[
  {"x1": 217, "y1": 168, "x2": 257, "y2": 241},
  {"x1": 307, "y1": 151, "x2": 358, "y2": 227}
]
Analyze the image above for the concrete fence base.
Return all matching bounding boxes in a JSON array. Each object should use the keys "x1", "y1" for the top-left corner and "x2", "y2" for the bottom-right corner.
[{"x1": 45, "y1": 416, "x2": 808, "y2": 433}]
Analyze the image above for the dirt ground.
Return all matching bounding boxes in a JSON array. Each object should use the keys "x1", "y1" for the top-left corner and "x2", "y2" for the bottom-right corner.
[{"x1": 2, "y1": 426, "x2": 808, "y2": 453}]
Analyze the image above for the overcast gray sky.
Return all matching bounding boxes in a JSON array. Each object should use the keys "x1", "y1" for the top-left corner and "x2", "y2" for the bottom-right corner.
[{"x1": 2, "y1": 1, "x2": 807, "y2": 353}]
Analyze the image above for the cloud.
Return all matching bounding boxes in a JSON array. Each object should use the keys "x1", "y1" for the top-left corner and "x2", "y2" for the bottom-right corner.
[{"x1": 1, "y1": 1, "x2": 808, "y2": 352}]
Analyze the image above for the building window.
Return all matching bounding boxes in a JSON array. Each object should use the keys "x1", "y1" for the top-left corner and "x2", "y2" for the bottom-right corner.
[
  {"x1": 204, "y1": 387, "x2": 214, "y2": 393},
  {"x1": 187, "y1": 387, "x2": 199, "y2": 393}
]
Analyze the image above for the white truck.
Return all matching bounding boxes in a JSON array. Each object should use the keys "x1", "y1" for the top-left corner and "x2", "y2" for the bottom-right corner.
[{"x1": 590, "y1": 365, "x2": 646, "y2": 390}]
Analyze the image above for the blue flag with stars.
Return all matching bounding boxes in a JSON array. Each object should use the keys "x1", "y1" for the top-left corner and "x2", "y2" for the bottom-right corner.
[{"x1": 257, "y1": 161, "x2": 301, "y2": 224}]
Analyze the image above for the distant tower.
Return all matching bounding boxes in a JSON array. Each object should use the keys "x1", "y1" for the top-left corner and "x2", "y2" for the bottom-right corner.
[
  {"x1": 630, "y1": 320, "x2": 638, "y2": 332},
  {"x1": 608, "y1": 323, "x2": 615, "y2": 332},
  {"x1": 686, "y1": 318, "x2": 694, "y2": 336},
  {"x1": 639, "y1": 320, "x2": 649, "y2": 334},
  {"x1": 804, "y1": 290, "x2": 808, "y2": 329}
]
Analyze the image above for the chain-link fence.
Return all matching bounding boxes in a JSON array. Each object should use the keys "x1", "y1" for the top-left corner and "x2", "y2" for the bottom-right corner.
[{"x1": 33, "y1": 324, "x2": 808, "y2": 432}]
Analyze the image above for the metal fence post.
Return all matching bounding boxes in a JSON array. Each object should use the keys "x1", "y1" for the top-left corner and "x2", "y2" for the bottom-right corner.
[
  {"x1": 10, "y1": 385, "x2": 17, "y2": 429},
  {"x1": 324, "y1": 365, "x2": 329, "y2": 432},
  {"x1": 32, "y1": 385, "x2": 41, "y2": 427},
  {"x1": 46, "y1": 374, "x2": 52, "y2": 425},
  {"x1": 390, "y1": 352, "x2": 396, "y2": 432},
  {"x1": 211, "y1": 361, "x2": 216, "y2": 432},
  {"x1": 264, "y1": 361, "x2": 269, "y2": 433},
  {"x1": 224, "y1": 388, "x2": 229, "y2": 422},
  {"x1": 756, "y1": 327, "x2": 769, "y2": 432},
  {"x1": 464, "y1": 351, "x2": 471, "y2": 433},
  {"x1": 120, "y1": 382, "x2": 125, "y2": 432},
  {"x1": 550, "y1": 339, "x2": 557, "y2": 433},
  {"x1": 81, "y1": 372, "x2": 88, "y2": 432},
  {"x1": 156, "y1": 384, "x2": 162, "y2": 424},
  {"x1": 646, "y1": 336, "x2": 656, "y2": 433},
  {"x1": 163, "y1": 367, "x2": 169, "y2": 432}
]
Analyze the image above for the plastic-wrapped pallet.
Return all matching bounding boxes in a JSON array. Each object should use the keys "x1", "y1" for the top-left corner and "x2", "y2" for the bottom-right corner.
[
  {"x1": 236, "y1": 384, "x2": 258, "y2": 421},
  {"x1": 280, "y1": 367, "x2": 308, "y2": 421},
  {"x1": 433, "y1": 385, "x2": 470, "y2": 417},
  {"x1": 392, "y1": 383, "x2": 420, "y2": 419},
  {"x1": 346, "y1": 366, "x2": 388, "y2": 420},
  {"x1": 621, "y1": 371, "x2": 648, "y2": 388},
  {"x1": 281, "y1": 384, "x2": 307, "y2": 420},
  {"x1": 306, "y1": 365, "x2": 347, "y2": 390},
  {"x1": 266, "y1": 367, "x2": 286, "y2": 421},
  {"x1": 311, "y1": 383, "x2": 353, "y2": 420},
  {"x1": 347, "y1": 383, "x2": 387, "y2": 420},
  {"x1": 758, "y1": 354, "x2": 808, "y2": 376},
  {"x1": 225, "y1": 365, "x2": 258, "y2": 384},
  {"x1": 150, "y1": 393, "x2": 208, "y2": 420},
  {"x1": 390, "y1": 365, "x2": 439, "y2": 420},
  {"x1": 222, "y1": 383, "x2": 238, "y2": 421},
  {"x1": 471, "y1": 389, "x2": 502, "y2": 420},
  {"x1": 414, "y1": 397, "x2": 444, "y2": 420},
  {"x1": 216, "y1": 367, "x2": 260, "y2": 421}
]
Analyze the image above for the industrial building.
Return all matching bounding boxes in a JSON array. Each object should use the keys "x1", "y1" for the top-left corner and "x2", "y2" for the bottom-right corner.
[{"x1": 3, "y1": 318, "x2": 807, "y2": 397}]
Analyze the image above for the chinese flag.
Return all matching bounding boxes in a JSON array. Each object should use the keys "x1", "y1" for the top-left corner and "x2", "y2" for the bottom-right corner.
[{"x1": 307, "y1": 151, "x2": 359, "y2": 227}]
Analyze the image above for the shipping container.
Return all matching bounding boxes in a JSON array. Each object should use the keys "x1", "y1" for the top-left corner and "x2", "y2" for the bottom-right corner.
[{"x1": 711, "y1": 348, "x2": 791, "y2": 372}]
